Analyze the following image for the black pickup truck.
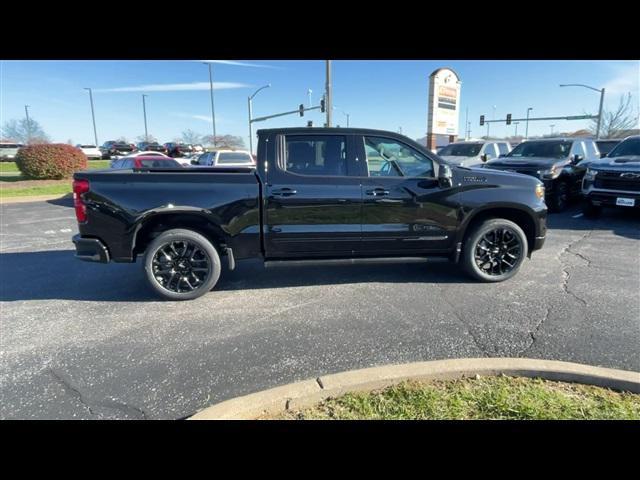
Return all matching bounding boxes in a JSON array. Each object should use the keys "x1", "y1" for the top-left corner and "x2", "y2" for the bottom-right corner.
[{"x1": 72, "y1": 128, "x2": 547, "y2": 300}]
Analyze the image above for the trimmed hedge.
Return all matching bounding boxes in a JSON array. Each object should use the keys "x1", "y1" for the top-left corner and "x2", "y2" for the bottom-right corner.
[{"x1": 15, "y1": 144, "x2": 88, "y2": 179}]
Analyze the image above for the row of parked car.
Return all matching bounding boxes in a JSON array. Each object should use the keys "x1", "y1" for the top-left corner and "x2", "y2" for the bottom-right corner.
[
  {"x1": 435, "y1": 136, "x2": 639, "y2": 216},
  {"x1": 106, "y1": 147, "x2": 256, "y2": 170},
  {"x1": 74, "y1": 141, "x2": 208, "y2": 160}
]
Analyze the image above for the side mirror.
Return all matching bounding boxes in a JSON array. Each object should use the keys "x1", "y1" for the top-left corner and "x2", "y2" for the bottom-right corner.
[
  {"x1": 481, "y1": 154, "x2": 488, "y2": 162},
  {"x1": 190, "y1": 159, "x2": 198, "y2": 165},
  {"x1": 572, "y1": 154, "x2": 584, "y2": 164},
  {"x1": 438, "y1": 164, "x2": 453, "y2": 189}
]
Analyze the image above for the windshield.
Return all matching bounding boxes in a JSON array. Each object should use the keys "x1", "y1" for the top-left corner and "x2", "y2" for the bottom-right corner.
[
  {"x1": 438, "y1": 143, "x2": 482, "y2": 157},
  {"x1": 596, "y1": 141, "x2": 620, "y2": 156},
  {"x1": 80, "y1": 145, "x2": 96, "y2": 148},
  {"x1": 607, "y1": 138, "x2": 640, "y2": 157},
  {"x1": 506, "y1": 141, "x2": 572, "y2": 159}
]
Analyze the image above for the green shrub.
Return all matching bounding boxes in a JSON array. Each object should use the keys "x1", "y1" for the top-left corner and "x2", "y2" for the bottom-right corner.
[{"x1": 15, "y1": 144, "x2": 88, "y2": 179}]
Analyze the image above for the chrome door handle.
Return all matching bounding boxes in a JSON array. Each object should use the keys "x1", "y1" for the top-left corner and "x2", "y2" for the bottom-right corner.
[
  {"x1": 272, "y1": 188, "x2": 297, "y2": 197},
  {"x1": 366, "y1": 188, "x2": 390, "y2": 196}
]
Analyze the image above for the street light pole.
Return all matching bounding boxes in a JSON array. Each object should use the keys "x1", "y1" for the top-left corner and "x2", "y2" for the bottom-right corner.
[
  {"x1": 525, "y1": 107, "x2": 533, "y2": 140},
  {"x1": 24, "y1": 105, "x2": 31, "y2": 144},
  {"x1": 307, "y1": 89, "x2": 313, "y2": 108},
  {"x1": 248, "y1": 84, "x2": 271, "y2": 155},
  {"x1": 550, "y1": 124, "x2": 555, "y2": 136},
  {"x1": 203, "y1": 62, "x2": 217, "y2": 146},
  {"x1": 559, "y1": 84, "x2": 605, "y2": 139},
  {"x1": 325, "y1": 60, "x2": 332, "y2": 127},
  {"x1": 84, "y1": 88, "x2": 99, "y2": 146},
  {"x1": 514, "y1": 122, "x2": 519, "y2": 138},
  {"x1": 142, "y1": 94, "x2": 149, "y2": 142}
]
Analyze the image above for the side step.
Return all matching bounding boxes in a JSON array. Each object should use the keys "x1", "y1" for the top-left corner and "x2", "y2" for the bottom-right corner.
[{"x1": 264, "y1": 256, "x2": 449, "y2": 268}]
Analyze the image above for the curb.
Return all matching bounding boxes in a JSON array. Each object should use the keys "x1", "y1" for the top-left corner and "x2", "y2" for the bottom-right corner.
[
  {"x1": 0, "y1": 193, "x2": 72, "y2": 204},
  {"x1": 189, "y1": 358, "x2": 640, "y2": 420}
]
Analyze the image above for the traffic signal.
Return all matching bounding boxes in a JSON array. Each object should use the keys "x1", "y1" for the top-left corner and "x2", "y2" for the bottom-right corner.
[
  {"x1": 480, "y1": 115, "x2": 485, "y2": 126},
  {"x1": 506, "y1": 113, "x2": 512, "y2": 125},
  {"x1": 299, "y1": 104, "x2": 305, "y2": 117},
  {"x1": 320, "y1": 98, "x2": 326, "y2": 113}
]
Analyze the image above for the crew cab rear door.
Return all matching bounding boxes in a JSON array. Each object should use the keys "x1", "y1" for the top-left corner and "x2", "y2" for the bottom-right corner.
[
  {"x1": 263, "y1": 133, "x2": 362, "y2": 257},
  {"x1": 355, "y1": 134, "x2": 460, "y2": 254}
]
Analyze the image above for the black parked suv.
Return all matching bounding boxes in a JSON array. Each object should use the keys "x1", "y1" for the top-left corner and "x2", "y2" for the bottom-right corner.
[
  {"x1": 482, "y1": 138, "x2": 599, "y2": 212},
  {"x1": 137, "y1": 142, "x2": 168, "y2": 154},
  {"x1": 163, "y1": 142, "x2": 193, "y2": 157},
  {"x1": 100, "y1": 141, "x2": 134, "y2": 159},
  {"x1": 582, "y1": 135, "x2": 640, "y2": 217}
]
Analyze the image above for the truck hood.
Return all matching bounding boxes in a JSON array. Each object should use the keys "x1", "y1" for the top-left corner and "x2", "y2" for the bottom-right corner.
[
  {"x1": 587, "y1": 155, "x2": 640, "y2": 171},
  {"x1": 485, "y1": 157, "x2": 564, "y2": 169}
]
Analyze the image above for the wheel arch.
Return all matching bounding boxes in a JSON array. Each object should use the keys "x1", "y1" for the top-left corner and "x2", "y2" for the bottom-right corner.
[
  {"x1": 132, "y1": 211, "x2": 229, "y2": 257},
  {"x1": 457, "y1": 205, "x2": 537, "y2": 258}
]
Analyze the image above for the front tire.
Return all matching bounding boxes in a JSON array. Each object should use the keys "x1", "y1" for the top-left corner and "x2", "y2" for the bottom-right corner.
[
  {"x1": 582, "y1": 198, "x2": 602, "y2": 218},
  {"x1": 548, "y1": 181, "x2": 569, "y2": 213},
  {"x1": 144, "y1": 229, "x2": 221, "y2": 300},
  {"x1": 461, "y1": 218, "x2": 528, "y2": 282}
]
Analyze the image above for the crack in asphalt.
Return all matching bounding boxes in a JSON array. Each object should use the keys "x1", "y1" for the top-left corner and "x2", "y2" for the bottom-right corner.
[
  {"x1": 437, "y1": 286, "x2": 490, "y2": 356},
  {"x1": 518, "y1": 306, "x2": 551, "y2": 356},
  {"x1": 558, "y1": 231, "x2": 594, "y2": 306},
  {"x1": 47, "y1": 368, "x2": 148, "y2": 420}
]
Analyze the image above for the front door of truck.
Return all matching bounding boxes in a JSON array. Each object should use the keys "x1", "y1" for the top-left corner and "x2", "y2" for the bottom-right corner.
[
  {"x1": 264, "y1": 133, "x2": 362, "y2": 258},
  {"x1": 355, "y1": 135, "x2": 460, "y2": 254}
]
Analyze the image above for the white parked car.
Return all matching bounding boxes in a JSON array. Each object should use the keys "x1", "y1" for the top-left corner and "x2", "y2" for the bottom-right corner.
[
  {"x1": 0, "y1": 142, "x2": 24, "y2": 161},
  {"x1": 438, "y1": 140, "x2": 512, "y2": 167},
  {"x1": 76, "y1": 144, "x2": 102, "y2": 160},
  {"x1": 110, "y1": 151, "x2": 171, "y2": 165},
  {"x1": 190, "y1": 149, "x2": 255, "y2": 168}
]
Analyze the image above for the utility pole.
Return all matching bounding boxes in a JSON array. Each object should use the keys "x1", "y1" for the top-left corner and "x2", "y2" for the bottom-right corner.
[
  {"x1": 559, "y1": 84, "x2": 606, "y2": 139},
  {"x1": 248, "y1": 84, "x2": 271, "y2": 154},
  {"x1": 84, "y1": 88, "x2": 99, "y2": 146},
  {"x1": 525, "y1": 107, "x2": 533, "y2": 140},
  {"x1": 203, "y1": 62, "x2": 217, "y2": 146},
  {"x1": 307, "y1": 89, "x2": 313, "y2": 108},
  {"x1": 467, "y1": 121, "x2": 471, "y2": 139},
  {"x1": 514, "y1": 122, "x2": 519, "y2": 138},
  {"x1": 550, "y1": 124, "x2": 555, "y2": 136},
  {"x1": 465, "y1": 107, "x2": 469, "y2": 140},
  {"x1": 142, "y1": 94, "x2": 149, "y2": 142},
  {"x1": 325, "y1": 60, "x2": 332, "y2": 127},
  {"x1": 24, "y1": 105, "x2": 31, "y2": 144}
]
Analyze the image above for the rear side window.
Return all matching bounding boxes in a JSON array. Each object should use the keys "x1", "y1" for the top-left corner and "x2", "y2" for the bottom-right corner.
[
  {"x1": 585, "y1": 141, "x2": 599, "y2": 159},
  {"x1": 284, "y1": 135, "x2": 347, "y2": 176},
  {"x1": 497, "y1": 143, "x2": 510, "y2": 155},
  {"x1": 217, "y1": 152, "x2": 253, "y2": 164}
]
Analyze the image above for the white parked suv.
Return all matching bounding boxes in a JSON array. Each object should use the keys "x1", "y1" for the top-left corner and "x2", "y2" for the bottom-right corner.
[
  {"x1": 0, "y1": 142, "x2": 24, "y2": 161},
  {"x1": 191, "y1": 149, "x2": 255, "y2": 168},
  {"x1": 438, "y1": 140, "x2": 512, "y2": 167},
  {"x1": 76, "y1": 144, "x2": 102, "y2": 160}
]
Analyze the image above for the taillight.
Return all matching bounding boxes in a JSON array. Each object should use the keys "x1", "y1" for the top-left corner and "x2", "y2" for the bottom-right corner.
[{"x1": 73, "y1": 179, "x2": 90, "y2": 223}]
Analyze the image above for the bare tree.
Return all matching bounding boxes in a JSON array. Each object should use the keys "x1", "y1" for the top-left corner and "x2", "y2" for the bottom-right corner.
[
  {"x1": 136, "y1": 134, "x2": 158, "y2": 143},
  {"x1": 116, "y1": 136, "x2": 129, "y2": 143},
  {"x1": 202, "y1": 134, "x2": 245, "y2": 149},
  {"x1": 588, "y1": 93, "x2": 639, "y2": 138},
  {"x1": 181, "y1": 129, "x2": 202, "y2": 145},
  {"x1": 1, "y1": 118, "x2": 50, "y2": 144}
]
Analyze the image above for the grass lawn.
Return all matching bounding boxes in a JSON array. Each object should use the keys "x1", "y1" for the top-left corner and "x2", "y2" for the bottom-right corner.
[
  {"x1": 0, "y1": 160, "x2": 110, "y2": 197},
  {"x1": 279, "y1": 376, "x2": 640, "y2": 420}
]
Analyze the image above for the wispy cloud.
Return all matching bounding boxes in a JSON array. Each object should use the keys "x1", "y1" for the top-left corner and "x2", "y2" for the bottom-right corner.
[
  {"x1": 172, "y1": 113, "x2": 232, "y2": 124},
  {"x1": 200, "y1": 60, "x2": 280, "y2": 69},
  {"x1": 603, "y1": 62, "x2": 640, "y2": 95},
  {"x1": 94, "y1": 82, "x2": 252, "y2": 93}
]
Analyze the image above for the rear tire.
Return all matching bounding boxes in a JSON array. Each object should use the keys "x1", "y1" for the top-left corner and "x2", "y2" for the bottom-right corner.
[
  {"x1": 461, "y1": 218, "x2": 528, "y2": 282},
  {"x1": 144, "y1": 228, "x2": 221, "y2": 300}
]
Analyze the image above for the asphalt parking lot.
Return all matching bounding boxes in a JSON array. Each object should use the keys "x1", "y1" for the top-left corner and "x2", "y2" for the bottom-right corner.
[{"x1": 1, "y1": 197, "x2": 639, "y2": 419}]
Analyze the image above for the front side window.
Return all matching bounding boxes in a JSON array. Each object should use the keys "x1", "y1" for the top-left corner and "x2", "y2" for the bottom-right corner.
[
  {"x1": 197, "y1": 153, "x2": 212, "y2": 165},
  {"x1": 364, "y1": 136, "x2": 434, "y2": 178},
  {"x1": 483, "y1": 144, "x2": 498, "y2": 159},
  {"x1": 284, "y1": 135, "x2": 347, "y2": 176},
  {"x1": 607, "y1": 137, "x2": 640, "y2": 157}
]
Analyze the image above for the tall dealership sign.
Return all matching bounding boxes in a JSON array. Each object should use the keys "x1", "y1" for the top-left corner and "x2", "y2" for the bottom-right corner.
[{"x1": 426, "y1": 68, "x2": 461, "y2": 151}]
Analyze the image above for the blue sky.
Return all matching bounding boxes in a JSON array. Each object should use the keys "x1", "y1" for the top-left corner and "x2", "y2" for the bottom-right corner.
[{"x1": 1, "y1": 60, "x2": 638, "y2": 147}]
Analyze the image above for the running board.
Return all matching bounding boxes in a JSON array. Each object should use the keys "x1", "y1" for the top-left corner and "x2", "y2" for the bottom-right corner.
[{"x1": 264, "y1": 256, "x2": 449, "y2": 268}]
